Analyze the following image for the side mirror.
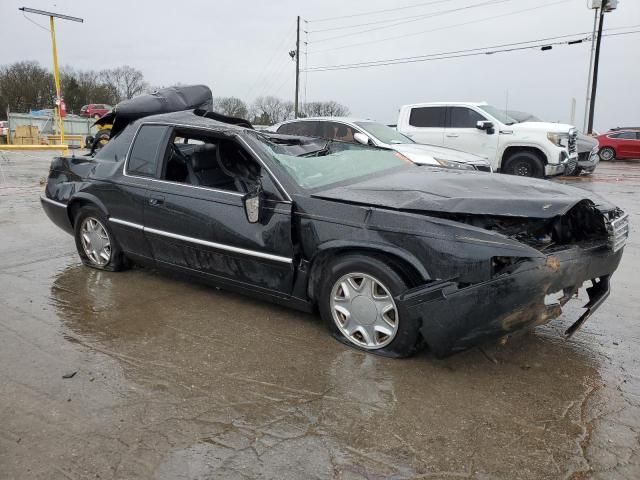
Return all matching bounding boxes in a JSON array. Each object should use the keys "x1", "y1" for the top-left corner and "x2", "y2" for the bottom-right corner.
[
  {"x1": 353, "y1": 132, "x2": 370, "y2": 145},
  {"x1": 243, "y1": 189, "x2": 262, "y2": 224},
  {"x1": 476, "y1": 121, "x2": 495, "y2": 134}
]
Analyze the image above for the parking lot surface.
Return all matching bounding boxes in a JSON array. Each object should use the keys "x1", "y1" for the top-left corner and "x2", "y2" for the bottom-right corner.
[{"x1": 1, "y1": 151, "x2": 639, "y2": 479}]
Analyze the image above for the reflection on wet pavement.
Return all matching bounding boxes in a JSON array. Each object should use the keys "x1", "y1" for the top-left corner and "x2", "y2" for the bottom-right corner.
[{"x1": 1, "y1": 153, "x2": 639, "y2": 479}]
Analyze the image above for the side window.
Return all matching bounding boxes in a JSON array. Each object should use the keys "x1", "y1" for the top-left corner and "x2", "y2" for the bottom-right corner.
[
  {"x1": 409, "y1": 107, "x2": 446, "y2": 128},
  {"x1": 620, "y1": 132, "x2": 636, "y2": 139},
  {"x1": 127, "y1": 125, "x2": 169, "y2": 177},
  {"x1": 161, "y1": 128, "x2": 261, "y2": 193},
  {"x1": 277, "y1": 122, "x2": 303, "y2": 135},
  {"x1": 323, "y1": 122, "x2": 356, "y2": 142},
  {"x1": 449, "y1": 107, "x2": 486, "y2": 128},
  {"x1": 277, "y1": 121, "x2": 320, "y2": 137}
]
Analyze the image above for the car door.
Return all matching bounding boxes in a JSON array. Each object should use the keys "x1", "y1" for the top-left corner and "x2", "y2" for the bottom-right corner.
[
  {"x1": 141, "y1": 127, "x2": 296, "y2": 295},
  {"x1": 615, "y1": 131, "x2": 640, "y2": 158},
  {"x1": 444, "y1": 106, "x2": 499, "y2": 159},
  {"x1": 102, "y1": 123, "x2": 171, "y2": 261},
  {"x1": 634, "y1": 132, "x2": 640, "y2": 158},
  {"x1": 401, "y1": 106, "x2": 446, "y2": 146}
]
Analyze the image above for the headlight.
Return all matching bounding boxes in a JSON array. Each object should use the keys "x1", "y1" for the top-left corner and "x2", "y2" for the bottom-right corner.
[
  {"x1": 434, "y1": 158, "x2": 475, "y2": 170},
  {"x1": 547, "y1": 132, "x2": 569, "y2": 147}
]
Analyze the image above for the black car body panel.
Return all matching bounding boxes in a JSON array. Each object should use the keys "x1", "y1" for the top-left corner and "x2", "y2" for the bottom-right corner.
[{"x1": 41, "y1": 108, "x2": 629, "y2": 357}]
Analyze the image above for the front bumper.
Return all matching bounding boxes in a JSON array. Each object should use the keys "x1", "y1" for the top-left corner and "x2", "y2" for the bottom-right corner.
[
  {"x1": 545, "y1": 159, "x2": 569, "y2": 176},
  {"x1": 396, "y1": 243, "x2": 623, "y2": 357},
  {"x1": 578, "y1": 149, "x2": 600, "y2": 173}
]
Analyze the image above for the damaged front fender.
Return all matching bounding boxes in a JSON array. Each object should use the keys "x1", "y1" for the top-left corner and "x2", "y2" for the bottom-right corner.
[{"x1": 396, "y1": 244, "x2": 623, "y2": 357}]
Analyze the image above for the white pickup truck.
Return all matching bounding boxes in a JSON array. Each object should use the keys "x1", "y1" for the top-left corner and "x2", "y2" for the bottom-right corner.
[{"x1": 397, "y1": 102, "x2": 578, "y2": 178}]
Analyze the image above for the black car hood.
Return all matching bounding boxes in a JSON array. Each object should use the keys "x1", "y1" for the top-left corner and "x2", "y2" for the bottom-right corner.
[{"x1": 312, "y1": 168, "x2": 612, "y2": 218}]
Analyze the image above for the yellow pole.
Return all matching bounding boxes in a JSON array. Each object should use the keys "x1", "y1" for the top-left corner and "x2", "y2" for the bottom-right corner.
[{"x1": 49, "y1": 16, "x2": 65, "y2": 144}]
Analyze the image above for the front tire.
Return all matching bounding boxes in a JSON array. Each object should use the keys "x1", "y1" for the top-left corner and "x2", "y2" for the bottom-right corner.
[
  {"x1": 318, "y1": 254, "x2": 421, "y2": 358},
  {"x1": 74, "y1": 206, "x2": 128, "y2": 271},
  {"x1": 599, "y1": 147, "x2": 615, "y2": 161},
  {"x1": 503, "y1": 151, "x2": 545, "y2": 178}
]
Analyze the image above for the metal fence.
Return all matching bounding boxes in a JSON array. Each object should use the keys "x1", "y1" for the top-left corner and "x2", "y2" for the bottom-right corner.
[{"x1": 7, "y1": 113, "x2": 99, "y2": 140}]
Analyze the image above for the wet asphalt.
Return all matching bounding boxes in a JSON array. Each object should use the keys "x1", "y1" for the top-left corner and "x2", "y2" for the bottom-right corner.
[{"x1": 0, "y1": 150, "x2": 638, "y2": 480}]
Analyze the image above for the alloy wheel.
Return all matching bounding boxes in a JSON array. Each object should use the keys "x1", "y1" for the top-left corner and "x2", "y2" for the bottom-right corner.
[
  {"x1": 330, "y1": 273, "x2": 399, "y2": 349},
  {"x1": 514, "y1": 161, "x2": 532, "y2": 176},
  {"x1": 80, "y1": 217, "x2": 111, "y2": 266}
]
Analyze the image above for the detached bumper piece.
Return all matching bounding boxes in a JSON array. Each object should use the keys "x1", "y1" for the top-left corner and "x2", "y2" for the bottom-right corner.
[{"x1": 396, "y1": 245, "x2": 623, "y2": 358}]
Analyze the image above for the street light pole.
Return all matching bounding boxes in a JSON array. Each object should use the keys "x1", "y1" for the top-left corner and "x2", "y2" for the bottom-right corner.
[
  {"x1": 294, "y1": 16, "x2": 301, "y2": 118},
  {"x1": 582, "y1": 7, "x2": 599, "y2": 132},
  {"x1": 49, "y1": 16, "x2": 64, "y2": 143},
  {"x1": 18, "y1": 7, "x2": 83, "y2": 145},
  {"x1": 586, "y1": 4, "x2": 605, "y2": 134}
]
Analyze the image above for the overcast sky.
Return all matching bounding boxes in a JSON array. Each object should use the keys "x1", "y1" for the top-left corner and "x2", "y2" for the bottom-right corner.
[{"x1": 1, "y1": 0, "x2": 638, "y2": 131}]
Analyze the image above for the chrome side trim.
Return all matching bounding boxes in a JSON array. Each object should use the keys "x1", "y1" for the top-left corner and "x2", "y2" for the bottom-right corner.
[
  {"x1": 144, "y1": 226, "x2": 293, "y2": 264},
  {"x1": 109, "y1": 218, "x2": 144, "y2": 230},
  {"x1": 40, "y1": 196, "x2": 67, "y2": 208}
]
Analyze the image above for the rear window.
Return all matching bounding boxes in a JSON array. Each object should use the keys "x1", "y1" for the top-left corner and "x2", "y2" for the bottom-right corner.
[
  {"x1": 409, "y1": 107, "x2": 446, "y2": 128},
  {"x1": 127, "y1": 125, "x2": 169, "y2": 177}
]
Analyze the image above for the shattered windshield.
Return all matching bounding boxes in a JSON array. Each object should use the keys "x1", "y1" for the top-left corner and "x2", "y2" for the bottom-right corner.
[{"x1": 250, "y1": 133, "x2": 412, "y2": 190}]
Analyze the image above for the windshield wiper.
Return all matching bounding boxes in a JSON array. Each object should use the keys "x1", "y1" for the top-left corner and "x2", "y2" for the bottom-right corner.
[{"x1": 299, "y1": 139, "x2": 334, "y2": 157}]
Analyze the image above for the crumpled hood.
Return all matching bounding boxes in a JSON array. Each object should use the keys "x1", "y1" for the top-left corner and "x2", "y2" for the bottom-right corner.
[
  {"x1": 312, "y1": 167, "x2": 613, "y2": 218},
  {"x1": 392, "y1": 143, "x2": 487, "y2": 165}
]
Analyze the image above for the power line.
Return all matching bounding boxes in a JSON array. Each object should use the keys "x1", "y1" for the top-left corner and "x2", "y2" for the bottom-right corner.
[
  {"x1": 308, "y1": 0, "x2": 572, "y2": 54},
  {"x1": 246, "y1": 25, "x2": 296, "y2": 100},
  {"x1": 303, "y1": 29, "x2": 640, "y2": 72},
  {"x1": 307, "y1": 0, "x2": 458, "y2": 23},
  {"x1": 308, "y1": 0, "x2": 511, "y2": 41}
]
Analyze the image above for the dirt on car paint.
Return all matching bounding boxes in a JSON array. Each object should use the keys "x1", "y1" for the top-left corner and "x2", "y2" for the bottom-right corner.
[{"x1": 1, "y1": 151, "x2": 639, "y2": 479}]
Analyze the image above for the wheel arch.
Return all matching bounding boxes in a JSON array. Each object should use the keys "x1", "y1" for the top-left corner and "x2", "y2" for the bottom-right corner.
[
  {"x1": 306, "y1": 241, "x2": 430, "y2": 302},
  {"x1": 67, "y1": 193, "x2": 109, "y2": 226},
  {"x1": 500, "y1": 145, "x2": 548, "y2": 170}
]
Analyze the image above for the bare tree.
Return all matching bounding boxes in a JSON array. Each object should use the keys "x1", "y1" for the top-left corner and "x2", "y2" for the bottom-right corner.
[
  {"x1": 213, "y1": 97, "x2": 248, "y2": 119},
  {"x1": 302, "y1": 100, "x2": 350, "y2": 118},
  {"x1": 251, "y1": 96, "x2": 294, "y2": 125},
  {"x1": 0, "y1": 61, "x2": 55, "y2": 117},
  {"x1": 100, "y1": 66, "x2": 148, "y2": 102}
]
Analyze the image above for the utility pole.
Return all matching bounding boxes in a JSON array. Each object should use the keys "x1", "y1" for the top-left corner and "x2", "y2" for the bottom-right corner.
[
  {"x1": 18, "y1": 7, "x2": 83, "y2": 144},
  {"x1": 586, "y1": 0, "x2": 619, "y2": 134},
  {"x1": 582, "y1": 7, "x2": 599, "y2": 132},
  {"x1": 294, "y1": 15, "x2": 301, "y2": 118}
]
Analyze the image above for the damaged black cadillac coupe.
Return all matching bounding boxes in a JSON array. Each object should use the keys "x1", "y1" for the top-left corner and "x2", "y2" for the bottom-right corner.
[{"x1": 41, "y1": 86, "x2": 629, "y2": 358}]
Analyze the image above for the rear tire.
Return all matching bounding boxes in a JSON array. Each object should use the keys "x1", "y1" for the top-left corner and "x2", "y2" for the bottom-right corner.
[
  {"x1": 318, "y1": 254, "x2": 421, "y2": 358},
  {"x1": 503, "y1": 151, "x2": 545, "y2": 178},
  {"x1": 74, "y1": 206, "x2": 128, "y2": 272},
  {"x1": 599, "y1": 147, "x2": 615, "y2": 161}
]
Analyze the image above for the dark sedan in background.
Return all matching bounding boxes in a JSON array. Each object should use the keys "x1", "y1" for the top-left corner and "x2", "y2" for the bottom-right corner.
[{"x1": 41, "y1": 87, "x2": 628, "y2": 358}]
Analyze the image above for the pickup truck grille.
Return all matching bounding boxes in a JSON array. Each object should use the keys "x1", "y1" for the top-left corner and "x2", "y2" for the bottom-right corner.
[
  {"x1": 606, "y1": 211, "x2": 629, "y2": 253},
  {"x1": 568, "y1": 130, "x2": 578, "y2": 155}
]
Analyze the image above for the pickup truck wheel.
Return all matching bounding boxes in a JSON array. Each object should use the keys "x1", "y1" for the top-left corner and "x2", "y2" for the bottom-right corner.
[
  {"x1": 319, "y1": 254, "x2": 420, "y2": 358},
  {"x1": 503, "y1": 152, "x2": 544, "y2": 178},
  {"x1": 599, "y1": 147, "x2": 615, "y2": 161},
  {"x1": 74, "y1": 206, "x2": 128, "y2": 272}
]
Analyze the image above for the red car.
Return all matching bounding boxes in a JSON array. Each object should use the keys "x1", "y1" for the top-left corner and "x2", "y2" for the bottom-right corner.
[
  {"x1": 80, "y1": 104, "x2": 112, "y2": 119},
  {"x1": 597, "y1": 129, "x2": 640, "y2": 161}
]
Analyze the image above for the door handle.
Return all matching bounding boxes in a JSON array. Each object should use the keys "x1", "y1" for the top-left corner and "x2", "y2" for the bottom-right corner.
[
  {"x1": 148, "y1": 195, "x2": 165, "y2": 206},
  {"x1": 445, "y1": 134, "x2": 459, "y2": 138}
]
